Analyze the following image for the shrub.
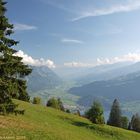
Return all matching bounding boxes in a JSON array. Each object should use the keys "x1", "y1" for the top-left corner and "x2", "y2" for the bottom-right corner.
[
  {"x1": 66, "y1": 109, "x2": 71, "y2": 113},
  {"x1": 33, "y1": 97, "x2": 41, "y2": 104},
  {"x1": 85, "y1": 101, "x2": 105, "y2": 124},
  {"x1": 46, "y1": 97, "x2": 65, "y2": 111}
]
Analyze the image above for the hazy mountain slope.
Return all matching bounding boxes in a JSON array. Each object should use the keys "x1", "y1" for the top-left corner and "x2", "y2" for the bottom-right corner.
[
  {"x1": 55, "y1": 62, "x2": 132, "y2": 80},
  {"x1": 27, "y1": 66, "x2": 62, "y2": 92},
  {"x1": 77, "y1": 62, "x2": 140, "y2": 85},
  {"x1": 0, "y1": 99, "x2": 140, "y2": 140},
  {"x1": 69, "y1": 71, "x2": 140, "y2": 109}
]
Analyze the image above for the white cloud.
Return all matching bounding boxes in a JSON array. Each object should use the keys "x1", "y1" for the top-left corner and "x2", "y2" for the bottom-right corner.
[
  {"x1": 64, "y1": 53, "x2": 140, "y2": 68},
  {"x1": 72, "y1": 0, "x2": 140, "y2": 21},
  {"x1": 14, "y1": 23, "x2": 37, "y2": 31},
  {"x1": 41, "y1": 0, "x2": 140, "y2": 21},
  {"x1": 64, "y1": 62, "x2": 93, "y2": 68},
  {"x1": 61, "y1": 38, "x2": 84, "y2": 44},
  {"x1": 14, "y1": 50, "x2": 55, "y2": 68},
  {"x1": 97, "y1": 53, "x2": 140, "y2": 65}
]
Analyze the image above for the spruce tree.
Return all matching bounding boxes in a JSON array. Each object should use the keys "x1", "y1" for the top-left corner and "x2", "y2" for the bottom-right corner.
[
  {"x1": 107, "y1": 99, "x2": 122, "y2": 127},
  {"x1": 121, "y1": 116, "x2": 129, "y2": 129},
  {"x1": 0, "y1": 0, "x2": 32, "y2": 113},
  {"x1": 131, "y1": 113, "x2": 140, "y2": 132}
]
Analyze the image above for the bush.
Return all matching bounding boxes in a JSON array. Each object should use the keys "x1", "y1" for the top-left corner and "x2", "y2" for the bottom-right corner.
[
  {"x1": 46, "y1": 97, "x2": 65, "y2": 111},
  {"x1": 33, "y1": 97, "x2": 41, "y2": 104},
  {"x1": 66, "y1": 109, "x2": 71, "y2": 113},
  {"x1": 0, "y1": 103, "x2": 18, "y2": 115},
  {"x1": 14, "y1": 109, "x2": 25, "y2": 116},
  {"x1": 76, "y1": 110, "x2": 81, "y2": 116},
  {"x1": 85, "y1": 101, "x2": 105, "y2": 124},
  {"x1": 58, "y1": 98, "x2": 65, "y2": 111}
]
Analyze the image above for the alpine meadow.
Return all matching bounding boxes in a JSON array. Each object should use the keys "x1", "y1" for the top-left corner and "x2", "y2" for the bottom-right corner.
[{"x1": 1, "y1": 0, "x2": 140, "y2": 140}]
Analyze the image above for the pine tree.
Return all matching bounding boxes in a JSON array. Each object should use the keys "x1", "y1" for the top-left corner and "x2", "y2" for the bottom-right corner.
[
  {"x1": 128, "y1": 122, "x2": 131, "y2": 130},
  {"x1": 107, "y1": 99, "x2": 122, "y2": 127},
  {"x1": 0, "y1": 0, "x2": 32, "y2": 114},
  {"x1": 129, "y1": 115, "x2": 136, "y2": 130},
  {"x1": 121, "y1": 116, "x2": 129, "y2": 129},
  {"x1": 131, "y1": 113, "x2": 140, "y2": 132},
  {"x1": 85, "y1": 101, "x2": 105, "y2": 124}
]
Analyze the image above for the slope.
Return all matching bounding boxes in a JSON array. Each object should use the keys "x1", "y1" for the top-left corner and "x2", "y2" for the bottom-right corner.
[
  {"x1": 69, "y1": 71, "x2": 140, "y2": 109},
  {"x1": 77, "y1": 62, "x2": 140, "y2": 85},
  {"x1": 27, "y1": 66, "x2": 62, "y2": 92},
  {"x1": 0, "y1": 99, "x2": 140, "y2": 140}
]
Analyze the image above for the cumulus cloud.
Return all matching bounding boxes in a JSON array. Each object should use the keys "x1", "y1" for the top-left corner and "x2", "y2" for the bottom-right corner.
[
  {"x1": 61, "y1": 38, "x2": 84, "y2": 44},
  {"x1": 97, "y1": 53, "x2": 140, "y2": 65},
  {"x1": 14, "y1": 50, "x2": 55, "y2": 68},
  {"x1": 72, "y1": 0, "x2": 140, "y2": 21},
  {"x1": 14, "y1": 23, "x2": 37, "y2": 31},
  {"x1": 64, "y1": 53, "x2": 140, "y2": 68}
]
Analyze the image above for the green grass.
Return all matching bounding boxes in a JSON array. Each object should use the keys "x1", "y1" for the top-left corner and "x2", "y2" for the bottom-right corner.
[{"x1": 0, "y1": 99, "x2": 140, "y2": 140}]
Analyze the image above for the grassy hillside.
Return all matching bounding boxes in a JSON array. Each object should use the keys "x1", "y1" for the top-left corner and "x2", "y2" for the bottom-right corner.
[{"x1": 0, "y1": 100, "x2": 140, "y2": 140}]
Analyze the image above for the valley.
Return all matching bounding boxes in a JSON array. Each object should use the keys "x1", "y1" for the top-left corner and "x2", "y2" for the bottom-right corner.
[{"x1": 27, "y1": 62, "x2": 140, "y2": 117}]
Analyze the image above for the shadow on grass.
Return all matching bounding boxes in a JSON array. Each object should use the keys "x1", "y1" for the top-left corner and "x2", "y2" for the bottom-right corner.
[
  {"x1": 71, "y1": 121, "x2": 97, "y2": 130},
  {"x1": 72, "y1": 121, "x2": 89, "y2": 127},
  {"x1": 59, "y1": 116, "x2": 96, "y2": 130},
  {"x1": 72, "y1": 121, "x2": 116, "y2": 138},
  {"x1": 59, "y1": 116, "x2": 118, "y2": 137}
]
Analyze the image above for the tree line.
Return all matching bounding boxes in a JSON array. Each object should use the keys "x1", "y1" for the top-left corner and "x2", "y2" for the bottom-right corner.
[
  {"x1": 32, "y1": 97, "x2": 72, "y2": 114},
  {"x1": 32, "y1": 96, "x2": 140, "y2": 133},
  {"x1": 85, "y1": 99, "x2": 140, "y2": 133}
]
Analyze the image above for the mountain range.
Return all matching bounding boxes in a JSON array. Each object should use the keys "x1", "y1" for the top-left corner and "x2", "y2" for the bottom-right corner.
[
  {"x1": 27, "y1": 66, "x2": 62, "y2": 92},
  {"x1": 25, "y1": 62, "x2": 140, "y2": 114},
  {"x1": 76, "y1": 62, "x2": 140, "y2": 85},
  {"x1": 69, "y1": 62, "x2": 140, "y2": 113}
]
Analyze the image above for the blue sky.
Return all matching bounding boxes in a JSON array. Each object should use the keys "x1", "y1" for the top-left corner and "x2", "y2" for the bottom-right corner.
[{"x1": 7, "y1": 0, "x2": 140, "y2": 68}]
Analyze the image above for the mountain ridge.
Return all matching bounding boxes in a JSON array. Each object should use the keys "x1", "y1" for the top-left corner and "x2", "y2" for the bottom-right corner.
[{"x1": 27, "y1": 66, "x2": 62, "y2": 92}]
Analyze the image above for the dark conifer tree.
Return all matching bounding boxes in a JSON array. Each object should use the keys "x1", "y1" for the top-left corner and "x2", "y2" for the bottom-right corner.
[
  {"x1": 128, "y1": 122, "x2": 132, "y2": 130},
  {"x1": 129, "y1": 115, "x2": 136, "y2": 130},
  {"x1": 131, "y1": 113, "x2": 140, "y2": 132},
  {"x1": 107, "y1": 99, "x2": 122, "y2": 127},
  {"x1": 121, "y1": 116, "x2": 129, "y2": 129},
  {"x1": 0, "y1": 0, "x2": 32, "y2": 113}
]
